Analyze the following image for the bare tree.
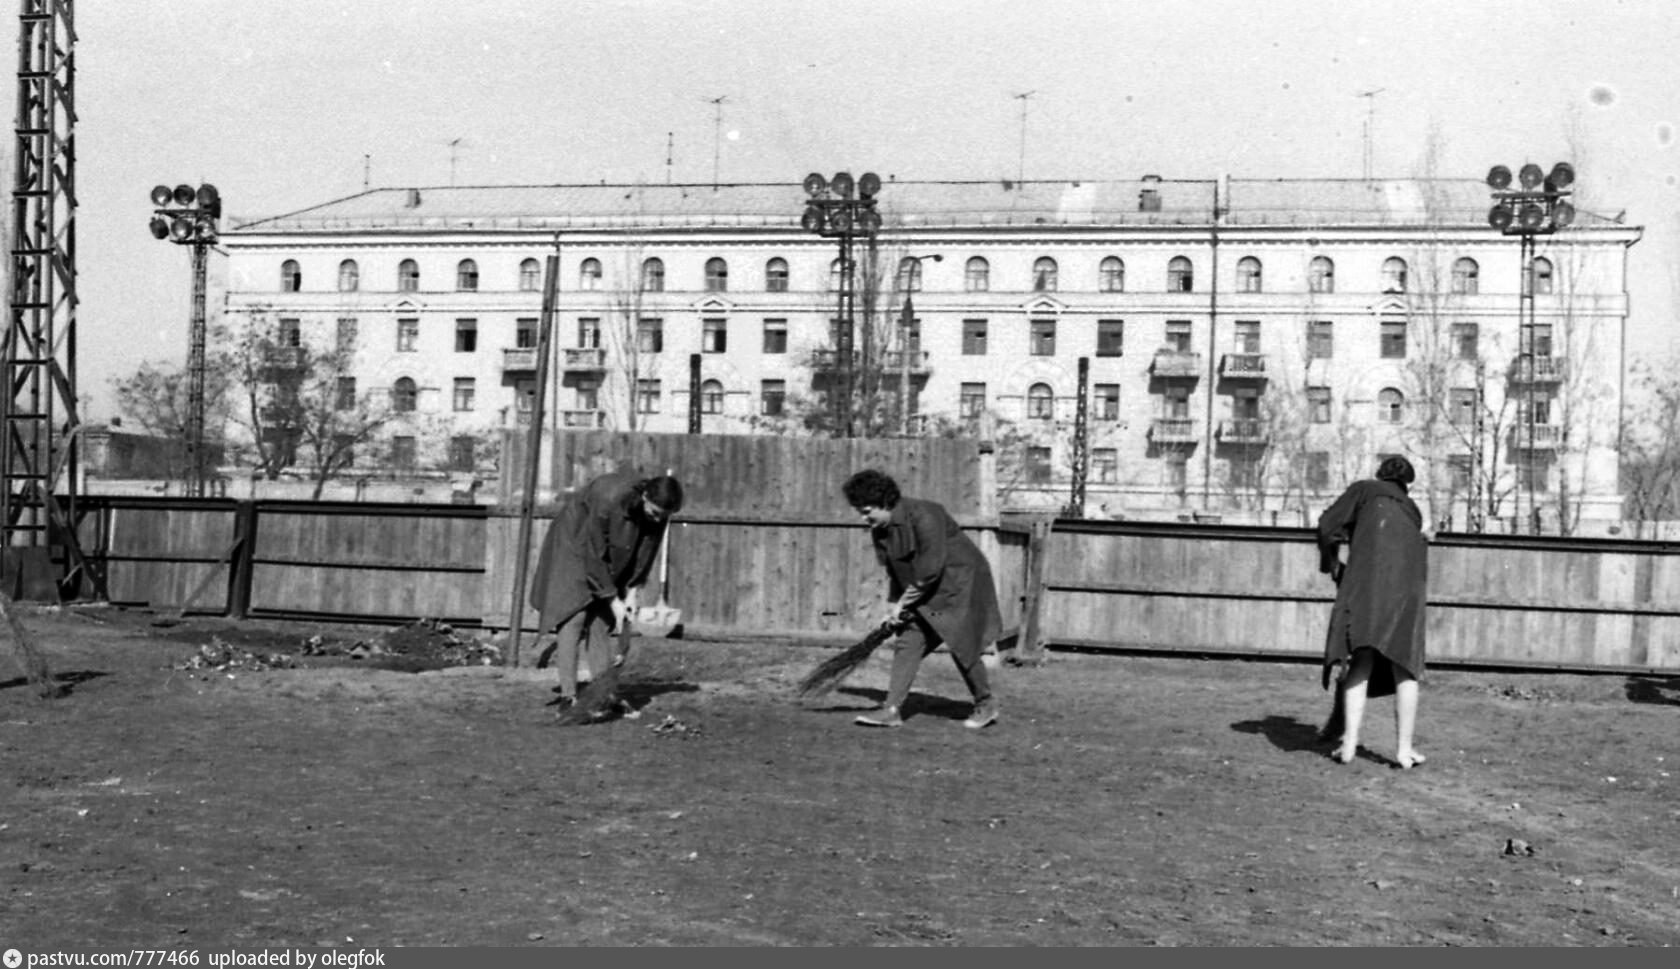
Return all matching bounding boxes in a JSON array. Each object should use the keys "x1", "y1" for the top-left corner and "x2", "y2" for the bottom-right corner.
[
  {"x1": 604, "y1": 241, "x2": 652, "y2": 431},
  {"x1": 1619, "y1": 359, "x2": 1680, "y2": 538},
  {"x1": 108, "y1": 344, "x2": 234, "y2": 484},
  {"x1": 228, "y1": 306, "x2": 403, "y2": 498}
]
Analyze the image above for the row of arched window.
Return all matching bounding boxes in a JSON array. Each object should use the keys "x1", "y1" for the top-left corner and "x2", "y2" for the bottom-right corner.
[{"x1": 281, "y1": 253, "x2": 1552, "y2": 298}]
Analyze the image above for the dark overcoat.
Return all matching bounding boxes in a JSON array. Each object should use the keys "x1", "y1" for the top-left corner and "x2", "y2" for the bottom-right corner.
[
  {"x1": 870, "y1": 497, "x2": 1002, "y2": 663},
  {"x1": 528, "y1": 472, "x2": 665, "y2": 632},
  {"x1": 1316, "y1": 478, "x2": 1428, "y2": 696}
]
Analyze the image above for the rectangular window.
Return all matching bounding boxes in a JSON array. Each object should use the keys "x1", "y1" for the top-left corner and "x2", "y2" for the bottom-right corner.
[
  {"x1": 635, "y1": 379, "x2": 661, "y2": 414},
  {"x1": 1163, "y1": 386, "x2": 1191, "y2": 419},
  {"x1": 1519, "y1": 389, "x2": 1554, "y2": 426},
  {"x1": 1452, "y1": 322, "x2": 1479, "y2": 361},
  {"x1": 396, "y1": 317, "x2": 419, "y2": 352},
  {"x1": 960, "y1": 382, "x2": 987, "y2": 417},
  {"x1": 1231, "y1": 389, "x2": 1261, "y2": 421},
  {"x1": 452, "y1": 377, "x2": 475, "y2": 412},
  {"x1": 1166, "y1": 453, "x2": 1188, "y2": 497},
  {"x1": 575, "y1": 379, "x2": 599, "y2": 411},
  {"x1": 577, "y1": 318, "x2": 602, "y2": 349},
  {"x1": 1308, "y1": 321, "x2": 1334, "y2": 359},
  {"x1": 762, "y1": 319, "x2": 787, "y2": 354},
  {"x1": 515, "y1": 380, "x2": 535, "y2": 414},
  {"x1": 1513, "y1": 453, "x2": 1552, "y2": 493},
  {"x1": 332, "y1": 433, "x2": 355, "y2": 469},
  {"x1": 448, "y1": 436, "x2": 475, "y2": 472},
  {"x1": 455, "y1": 318, "x2": 478, "y2": 353},
  {"x1": 1026, "y1": 446, "x2": 1052, "y2": 483},
  {"x1": 1234, "y1": 320, "x2": 1261, "y2": 353},
  {"x1": 1303, "y1": 451, "x2": 1330, "y2": 492},
  {"x1": 1094, "y1": 383, "x2": 1120, "y2": 421},
  {"x1": 1096, "y1": 320, "x2": 1124, "y2": 357},
  {"x1": 335, "y1": 376, "x2": 356, "y2": 411},
  {"x1": 1449, "y1": 454, "x2": 1473, "y2": 493},
  {"x1": 1522, "y1": 323, "x2": 1554, "y2": 357},
  {"x1": 391, "y1": 436, "x2": 417, "y2": 472},
  {"x1": 1380, "y1": 320, "x2": 1407, "y2": 359},
  {"x1": 1166, "y1": 320, "x2": 1193, "y2": 352},
  {"x1": 1030, "y1": 319, "x2": 1056, "y2": 356},
  {"x1": 1449, "y1": 388, "x2": 1478, "y2": 427},
  {"x1": 901, "y1": 318, "x2": 922, "y2": 353},
  {"x1": 760, "y1": 379, "x2": 786, "y2": 416},
  {"x1": 517, "y1": 318, "x2": 538, "y2": 349},
  {"x1": 279, "y1": 318, "x2": 302, "y2": 348},
  {"x1": 962, "y1": 319, "x2": 988, "y2": 355},
  {"x1": 1307, "y1": 386, "x2": 1331, "y2": 424},
  {"x1": 702, "y1": 318, "x2": 728, "y2": 354},
  {"x1": 637, "y1": 318, "x2": 664, "y2": 354},
  {"x1": 1092, "y1": 448, "x2": 1118, "y2": 484},
  {"x1": 336, "y1": 317, "x2": 358, "y2": 353}
]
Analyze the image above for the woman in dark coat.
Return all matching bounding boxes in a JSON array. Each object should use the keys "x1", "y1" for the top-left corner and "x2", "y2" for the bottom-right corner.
[
  {"x1": 842, "y1": 469, "x2": 1002, "y2": 729},
  {"x1": 1316, "y1": 456, "x2": 1428, "y2": 768},
  {"x1": 529, "y1": 471, "x2": 683, "y2": 715}
]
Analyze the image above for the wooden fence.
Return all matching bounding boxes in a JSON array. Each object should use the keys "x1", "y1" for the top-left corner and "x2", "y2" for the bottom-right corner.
[
  {"x1": 79, "y1": 496, "x2": 1032, "y2": 647},
  {"x1": 1042, "y1": 519, "x2": 1680, "y2": 673},
  {"x1": 71, "y1": 494, "x2": 1680, "y2": 674}
]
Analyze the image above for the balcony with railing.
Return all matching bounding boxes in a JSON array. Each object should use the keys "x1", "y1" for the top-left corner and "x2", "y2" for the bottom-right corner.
[
  {"x1": 559, "y1": 409, "x2": 606, "y2": 429},
  {"x1": 811, "y1": 349, "x2": 861, "y2": 372},
  {"x1": 562, "y1": 348, "x2": 607, "y2": 372},
  {"x1": 1508, "y1": 423, "x2": 1562, "y2": 450},
  {"x1": 1219, "y1": 353, "x2": 1268, "y2": 380},
  {"x1": 502, "y1": 347, "x2": 539, "y2": 373},
  {"x1": 1217, "y1": 418, "x2": 1269, "y2": 445},
  {"x1": 1149, "y1": 417, "x2": 1198, "y2": 444},
  {"x1": 1151, "y1": 349, "x2": 1203, "y2": 379},
  {"x1": 262, "y1": 346, "x2": 304, "y2": 371},
  {"x1": 1509, "y1": 355, "x2": 1565, "y2": 384},
  {"x1": 882, "y1": 350, "x2": 931, "y2": 372}
]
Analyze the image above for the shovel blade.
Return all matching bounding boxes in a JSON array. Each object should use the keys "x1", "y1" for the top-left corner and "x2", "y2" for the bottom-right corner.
[{"x1": 634, "y1": 604, "x2": 682, "y2": 638}]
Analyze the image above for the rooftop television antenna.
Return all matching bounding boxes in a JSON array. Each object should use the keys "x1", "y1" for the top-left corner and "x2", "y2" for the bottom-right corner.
[
  {"x1": 1012, "y1": 90, "x2": 1036, "y2": 184},
  {"x1": 1358, "y1": 89, "x2": 1384, "y2": 180}
]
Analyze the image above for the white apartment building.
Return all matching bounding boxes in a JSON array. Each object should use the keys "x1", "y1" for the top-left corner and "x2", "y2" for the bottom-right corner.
[{"x1": 220, "y1": 177, "x2": 1641, "y2": 531}]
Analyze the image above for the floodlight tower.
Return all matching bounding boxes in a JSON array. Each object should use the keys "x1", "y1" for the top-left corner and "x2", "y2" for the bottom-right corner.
[
  {"x1": 800, "y1": 171, "x2": 883, "y2": 438},
  {"x1": 148, "y1": 182, "x2": 222, "y2": 498},
  {"x1": 1486, "y1": 161, "x2": 1575, "y2": 535}
]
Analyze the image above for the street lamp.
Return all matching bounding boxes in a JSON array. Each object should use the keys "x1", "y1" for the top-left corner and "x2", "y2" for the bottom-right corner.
[
  {"x1": 1486, "y1": 162, "x2": 1573, "y2": 535},
  {"x1": 893, "y1": 253, "x2": 941, "y2": 436},
  {"x1": 801, "y1": 171, "x2": 883, "y2": 438},
  {"x1": 149, "y1": 182, "x2": 222, "y2": 498}
]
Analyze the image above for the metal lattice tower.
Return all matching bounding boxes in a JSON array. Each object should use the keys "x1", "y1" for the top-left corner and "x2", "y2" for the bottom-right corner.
[{"x1": 3, "y1": 0, "x2": 100, "y2": 599}]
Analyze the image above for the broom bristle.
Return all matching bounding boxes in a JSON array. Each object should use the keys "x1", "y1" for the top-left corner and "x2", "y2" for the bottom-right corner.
[{"x1": 795, "y1": 622, "x2": 897, "y2": 699}]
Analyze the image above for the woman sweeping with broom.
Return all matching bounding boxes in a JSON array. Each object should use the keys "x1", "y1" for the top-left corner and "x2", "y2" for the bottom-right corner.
[{"x1": 819, "y1": 468, "x2": 1002, "y2": 730}]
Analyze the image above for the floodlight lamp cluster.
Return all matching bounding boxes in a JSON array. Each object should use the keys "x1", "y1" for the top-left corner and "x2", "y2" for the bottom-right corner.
[
  {"x1": 1485, "y1": 162, "x2": 1575, "y2": 235},
  {"x1": 148, "y1": 182, "x2": 222, "y2": 243},
  {"x1": 800, "y1": 171, "x2": 883, "y2": 236}
]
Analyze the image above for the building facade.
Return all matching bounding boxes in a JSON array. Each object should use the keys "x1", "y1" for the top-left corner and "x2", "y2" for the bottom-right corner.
[{"x1": 219, "y1": 177, "x2": 1641, "y2": 531}]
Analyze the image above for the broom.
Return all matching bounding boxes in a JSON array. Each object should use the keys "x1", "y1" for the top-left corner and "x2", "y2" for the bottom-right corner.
[
  {"x1": 795, "y1": 615, "x2": 908, "y2": 700},
  {"x1": 557, "y1": 616, "x2": 633, "y2": 725}
]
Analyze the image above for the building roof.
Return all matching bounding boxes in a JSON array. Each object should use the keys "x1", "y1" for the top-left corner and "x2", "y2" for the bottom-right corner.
[{"x1": 228, "y1": 177, "x2": 1618, "y2": 235}]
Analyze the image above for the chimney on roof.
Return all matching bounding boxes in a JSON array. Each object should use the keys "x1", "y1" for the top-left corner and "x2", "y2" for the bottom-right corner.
[
  {"x1": 1139, "y1": 174, "x2": 1162, "y2": 213},
  {"x1": 404, "y1": 188, "x2": 422, "y2": 209}
]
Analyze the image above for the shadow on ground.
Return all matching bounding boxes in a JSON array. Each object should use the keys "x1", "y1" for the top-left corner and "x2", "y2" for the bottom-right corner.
[{"x1": 1625, "y1": 675, "x2": 1680, "y2": 706}]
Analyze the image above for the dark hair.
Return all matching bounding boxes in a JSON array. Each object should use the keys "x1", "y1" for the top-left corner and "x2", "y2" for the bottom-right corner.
[
  {"x1": 1375, "y1": 456, "x2": 1416, "y2": 489},
  {"x1": 639, "y1": 474, "x2": 684, "y2": 514},
  {"x1": 842, "y1": 469, "x2": 900, "y2": 509}
]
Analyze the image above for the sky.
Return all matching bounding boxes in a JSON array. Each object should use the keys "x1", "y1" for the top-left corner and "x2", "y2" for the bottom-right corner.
[{"x1": 59, "y1": 0, "x2": 1680, "y2": 421}]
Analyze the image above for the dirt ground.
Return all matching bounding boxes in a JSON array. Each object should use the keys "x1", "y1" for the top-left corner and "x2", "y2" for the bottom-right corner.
[{"x1": 3, "y1": 602, "x2": 1678, "y2": 947}]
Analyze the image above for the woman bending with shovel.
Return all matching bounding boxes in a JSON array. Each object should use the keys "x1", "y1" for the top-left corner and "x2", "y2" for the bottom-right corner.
[{"x1": 529, "y1": 471, "x2": 683, "y2": 722}]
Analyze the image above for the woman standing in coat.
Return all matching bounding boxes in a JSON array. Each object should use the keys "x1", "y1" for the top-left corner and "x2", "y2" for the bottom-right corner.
[
  {"x1": 529, "y1": 471, "x2": 683, "y2": 717},
  {"x1": 842, "y1": 469, "x2": 1002, "y2": 729},
  {"x1": 1316, "y1": 456, "x2": 1428, "y2": 768}
]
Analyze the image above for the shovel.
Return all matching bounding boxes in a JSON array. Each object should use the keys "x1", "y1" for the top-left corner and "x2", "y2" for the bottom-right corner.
[{"x1": 635, "y1": 519, "x2": 682, "y2": 637}]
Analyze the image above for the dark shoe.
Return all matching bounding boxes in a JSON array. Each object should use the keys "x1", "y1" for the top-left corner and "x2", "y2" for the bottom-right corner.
[
  {"x1": 963, "y1": 699, "x2": 999, "y2": 730},
  {"x1": 854, "y1": 705, "x2": 904, "y2": 728}
]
